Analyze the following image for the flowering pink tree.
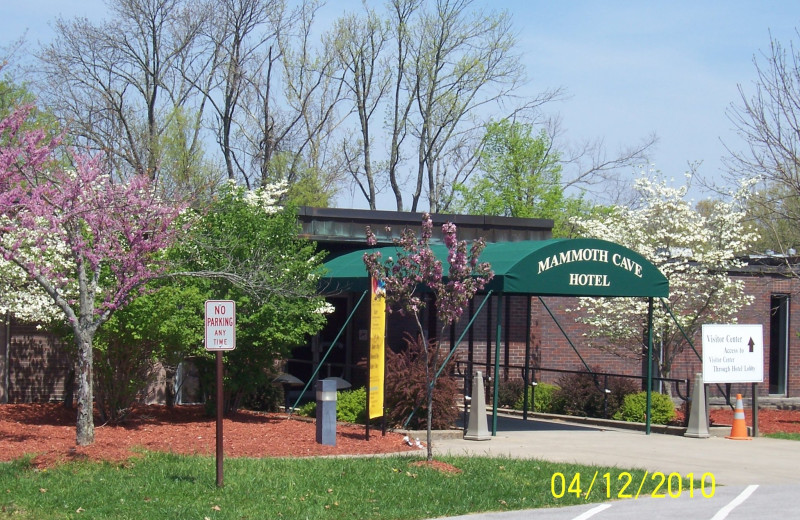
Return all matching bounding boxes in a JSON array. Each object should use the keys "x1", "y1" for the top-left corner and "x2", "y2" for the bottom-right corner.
[
  {"x1": 0, "y1": 106, "x2": 186, "y2": 445},
  {"x1": 364, "y1": 213, "x2": 492, "y2": 460}
]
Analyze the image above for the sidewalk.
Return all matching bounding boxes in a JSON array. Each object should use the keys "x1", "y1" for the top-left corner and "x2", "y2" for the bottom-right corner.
[{"x1": 432, "y1": 414, "x2": 800, "y2": 486}]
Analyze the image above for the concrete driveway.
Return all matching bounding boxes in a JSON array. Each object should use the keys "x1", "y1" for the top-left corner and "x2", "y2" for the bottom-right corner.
[{"x1": 427, "y1": 414, "x2": 800, "y2": 519}]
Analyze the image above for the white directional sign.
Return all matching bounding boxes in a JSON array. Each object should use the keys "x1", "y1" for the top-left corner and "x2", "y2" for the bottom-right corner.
[
  {"x1": 205, "y1": 300, "x2": 236, "y2": 351},
  {"x1": 702, "y1": 324, "x2": 763, "y2": 383}
]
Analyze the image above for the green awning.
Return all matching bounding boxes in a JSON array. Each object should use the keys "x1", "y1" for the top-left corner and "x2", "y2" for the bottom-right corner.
[{"x1": 322, "y1": 238, "x2": 668, "y2": 298}]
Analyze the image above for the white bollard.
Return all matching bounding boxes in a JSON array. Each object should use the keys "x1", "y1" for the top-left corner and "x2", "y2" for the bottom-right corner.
[
  {"x1": 464, "y1": 371, "x2": 491, "y2": 441},
  {"x1": 684, "y1": 373, "x2": 710, "y2": 438}
]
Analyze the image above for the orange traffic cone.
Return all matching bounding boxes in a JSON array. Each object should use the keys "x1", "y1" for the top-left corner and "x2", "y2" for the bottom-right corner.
[{"x1": 726, "y1": 394, "x2": 752, "y2": 440}]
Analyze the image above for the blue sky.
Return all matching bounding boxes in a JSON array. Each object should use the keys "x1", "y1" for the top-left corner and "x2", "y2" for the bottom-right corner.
[
  {"x1": 3, "y1": 0, "x2": 800, "y2": 205},
  {"x1": 510, "y1": 1, "x2": 800, "y2": 199}
]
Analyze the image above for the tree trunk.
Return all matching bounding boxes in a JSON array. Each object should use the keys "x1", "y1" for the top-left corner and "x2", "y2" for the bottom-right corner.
[
  {"x1": 426, "y1": 383, "x2": 433, "y2": 461},
  {"x1": 75, "y1": 332, "x2": 95, "y2": 446},
  {"x1": 661, "y1": 361, "x2": 673, "y2": 398},
  {"x1": 423, "y1": 337, "x2": 434, "y2": 462}
]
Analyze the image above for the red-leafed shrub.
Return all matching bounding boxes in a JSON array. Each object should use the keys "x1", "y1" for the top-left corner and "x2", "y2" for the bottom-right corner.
[
  {"x1": 496, "y1": 379, "x2": 526, "y2": 408},
  {"x1": 553, "y1": 368, "x2": 638, "y2": 419},
  {"x1": 384, "y1": 335, "x2": 460, "y2": 430}
]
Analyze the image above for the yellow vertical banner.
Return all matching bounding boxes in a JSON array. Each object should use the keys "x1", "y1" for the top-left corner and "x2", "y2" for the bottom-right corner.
[{"x1": 369, "y1": 278, "x2": 386, "y2": 419}]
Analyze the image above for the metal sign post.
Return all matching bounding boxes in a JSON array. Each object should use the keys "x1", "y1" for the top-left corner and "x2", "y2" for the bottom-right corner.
[
  {"x1": 215, "y1": 350, "x2": 224, "y2": 487},
  {"x1": 205, "y1": 300, "x2": 236, "y2": 487}
]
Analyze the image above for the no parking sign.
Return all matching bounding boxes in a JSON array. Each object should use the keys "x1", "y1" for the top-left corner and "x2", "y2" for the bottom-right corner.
[{"x1": 205, "y1": 300, "x2": 236, "y2": 351}]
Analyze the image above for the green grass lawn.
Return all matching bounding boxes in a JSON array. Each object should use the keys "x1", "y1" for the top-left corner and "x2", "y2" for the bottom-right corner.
[
  {"x1": 0, "y1": 453, "x2": 696, "y2": 520},
  {"x1": 764, "y1": 432, "x2": 800, "y2": 441}
]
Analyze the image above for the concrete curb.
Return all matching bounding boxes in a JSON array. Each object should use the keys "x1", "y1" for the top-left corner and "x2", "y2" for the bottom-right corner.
[
  {"x1": 391, "y1": 428, "x2": 465, "y2": 440},
  {"x1": 488, "y1": 409, "x2": 760, "y2": 438},
  {"x1": 496, "y1": 408, "x2": 689, "y2": 435}
]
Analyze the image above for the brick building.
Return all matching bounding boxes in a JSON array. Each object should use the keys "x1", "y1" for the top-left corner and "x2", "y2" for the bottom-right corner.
[
  {"x1": 299, "y1": 208, "x2": 800, "y2": 405},
  {"x1": 2, "y1": 207, "x2": 798, "y2": 405},
  {"x1": 0, "y1": 318, "x2": 73, "y2": 403}
]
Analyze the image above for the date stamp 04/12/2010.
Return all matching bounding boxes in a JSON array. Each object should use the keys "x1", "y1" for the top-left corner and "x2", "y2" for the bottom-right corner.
[{"x1": 551, "y1": 471, "x2": 716, "y2": 500}]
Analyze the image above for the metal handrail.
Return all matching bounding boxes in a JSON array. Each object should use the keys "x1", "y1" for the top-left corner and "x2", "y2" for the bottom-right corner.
[{"x1": 456, "y1": 361, "x2": 691, "y2": 414}]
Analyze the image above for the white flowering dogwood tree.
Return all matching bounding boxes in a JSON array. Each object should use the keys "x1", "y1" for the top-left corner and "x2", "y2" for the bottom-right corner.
[
  {"x1": 570, "y1": 171, "x2": 759, "y2": 392},
  {"x1": 0, "y1": 245, "x2": 69, "y2": 325},
  {"x1": 0, "y1": 106, "x2": 186, "y2": 445}
]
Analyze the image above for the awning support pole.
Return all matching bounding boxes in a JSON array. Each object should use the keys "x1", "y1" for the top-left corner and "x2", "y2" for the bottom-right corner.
[
  {"x1": 403, "y1": 290, "x2": 493, "y2": 428},
  {"x1": 433, "y1": 291, "x2": 493, "y2": 382},
  {"x1": 492, "y1": 293, "x2": 503, "y2": 435},
  {"x1": 538, "y1": 296, "x2": 593, "y2": 374},
  {"x1": 659, "y1": 298, "x2": 701, "y2": 361},
  {"x1": 646, "y1": 297, "x2": 654, "y2": 435},
  {"x1": 661, "y1": 297, "x2": 732, "y2": 405},
  {"x1": 290, "y1": 290, "x2": 368, "y2": 413},
  {"x1": 522, "y1": 297, "x2": 532, "y2": 420}
]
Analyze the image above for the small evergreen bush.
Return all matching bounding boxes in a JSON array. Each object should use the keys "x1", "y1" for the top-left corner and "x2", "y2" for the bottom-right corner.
[
  {"x1": 514, "y1": 382, "x2": 560, "y2": 413},
  {"x1": 297, "y1": 400, "x2": 316, "y2": 417},
  {"x1": 295, "y1": 387, "x2": 367, "y2": 424},
  {"x1": 614, "y1": 391, "x2": 676, "y2": 425},
  {"x1": 336, "y1": 387, "x2": 367, "y2": 424}
]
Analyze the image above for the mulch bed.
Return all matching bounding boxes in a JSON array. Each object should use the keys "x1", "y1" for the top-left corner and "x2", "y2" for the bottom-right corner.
[
  {"x1": 0, "y1": 403, "x2": 418, "y2": 468},
  {"x1": 2, "y1": 404, "x2": 799, "y2": 469},
  {"x1": 710, "y1": 407, "x2": 800, "y2": 433},
  {"x1": 672, "y1": 407, "x2": 800, "y2": 433}
]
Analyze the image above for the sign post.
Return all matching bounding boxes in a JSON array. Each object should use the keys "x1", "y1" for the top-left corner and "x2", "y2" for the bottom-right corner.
[{"x1": 205, "y1": 300, "x2": 236, "y2": 487}]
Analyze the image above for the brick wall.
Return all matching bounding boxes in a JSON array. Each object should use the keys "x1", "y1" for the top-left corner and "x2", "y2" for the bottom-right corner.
[
  {"x1": 671, "y1": 273, "x2": 800, "y2": 398},
  {"x1": 0, "y1": 318, "x2": 7, "y2": 403},
  {"x1": 435, "y1": 294, "x2": 647, "y2": 387},
  {"x1": 5, "y1": 268, "x2": 797, "y2": 404},
  {"x1": 435, "y1": 270, "x2": 800, "y2": 399},
  {"x1": 5, "y1": 321, "x2": 73, "y2": 402}
]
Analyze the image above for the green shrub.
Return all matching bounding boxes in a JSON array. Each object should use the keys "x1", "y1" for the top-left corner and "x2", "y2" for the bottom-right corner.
[
  {"x1": 336, "y1": 387, "x2": 367, "y2": 424},
  {"x1": 514, "y1": 382, "x2": 560, "y2": 413},
  {"x1": 614, "y1": 391, "x2": 676, "y2": 425},
  {"x1": 295, "y1": 387, "x2": 367, "y2": 424},
  {"x1": 552, "y1": 369, "x2": 638, "y2": 418},
  {"x1": 297, "y1": 400, "x2": 317, "y2": 417}
]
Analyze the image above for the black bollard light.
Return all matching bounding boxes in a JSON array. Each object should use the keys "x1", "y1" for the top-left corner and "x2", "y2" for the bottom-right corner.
[{"x1": 316, "y1": 379, "x2": 337, "y2": 446}]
